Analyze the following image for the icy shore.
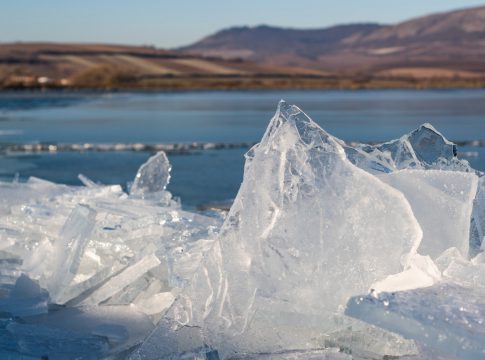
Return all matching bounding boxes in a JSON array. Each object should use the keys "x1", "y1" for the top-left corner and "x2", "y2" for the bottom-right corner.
[{"x1": 1, "y1": 101, "x2": 484, "y2": 359}]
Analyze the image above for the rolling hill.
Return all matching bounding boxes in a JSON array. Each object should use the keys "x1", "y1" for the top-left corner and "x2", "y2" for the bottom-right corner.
[{"x1": 181, "y1": 5, "x2": 485, "y2": 78}]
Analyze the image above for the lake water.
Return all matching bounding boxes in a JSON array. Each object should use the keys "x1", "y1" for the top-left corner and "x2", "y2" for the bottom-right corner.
[{"x1": 1, "y1": 90, "x2": 485, "y2": 208}]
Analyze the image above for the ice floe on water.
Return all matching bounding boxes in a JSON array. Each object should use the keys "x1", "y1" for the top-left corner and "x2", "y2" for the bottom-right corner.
[{"x1": 1, "y1": 100, "x2": 485, "y2": 359}]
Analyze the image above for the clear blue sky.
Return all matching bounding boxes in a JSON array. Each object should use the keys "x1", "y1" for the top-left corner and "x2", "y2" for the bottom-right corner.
[{"x1": 1, "y1": 0, "x2": 484, "y2": 48}]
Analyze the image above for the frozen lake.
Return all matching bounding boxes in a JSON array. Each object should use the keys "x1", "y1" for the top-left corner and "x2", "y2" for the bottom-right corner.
[{"x1": 1, "y1": 89, "x2": 485, "y2": 207}]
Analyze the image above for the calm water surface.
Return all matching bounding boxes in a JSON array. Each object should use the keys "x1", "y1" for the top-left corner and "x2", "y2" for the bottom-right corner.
[{"x1": 1, "y1": 90, "x2": 484, "y2": 207}]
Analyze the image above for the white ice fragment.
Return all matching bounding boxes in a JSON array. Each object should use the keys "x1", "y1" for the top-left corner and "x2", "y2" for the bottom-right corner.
[
  {"x1": 443, "y1": 260, "x2": 485, "y2": 289},
  {"x1": 48, "y1": 204, "x2": 97, "y2": 304},
  {"x1": 133, "y1": 292, "x2": 175, "y2": 316},
  {"x1": 434, "y1": 249, "x2": 485, "y2": 290},
  {"x1": 21, "y1": 238, "x2": 55, "y2": 281},
  {"x1": 0, "y1": 177, "x2": 71, "y2": 216},
  {"x1": 81, "y1": 254, "x2": 161, "y2": 306},
  {"x1": 435, "y1": 247, "x2": 466, "y2": 272},
  {"x1": 130, "y1": 151, "x2": 171, "y2": 198},
  {"x1": 378, "y1": 169, "x2": 478, "y2": 258},
  {"x1": 0, "y1": 235, "x2": 14, "y2": 251},
  {"x1": 78, "y1": 173, "x2": 98, "y2": 187},
  {"x1": 372, "y1": 254, "x2": 441, "y2": 293},
  {"x1": 55, "y1": 262, "x2": 125, "y2": 305}
]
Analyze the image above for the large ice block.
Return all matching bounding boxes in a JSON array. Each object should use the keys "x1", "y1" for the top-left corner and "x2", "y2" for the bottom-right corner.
[
  {"x1": 165, "y1": 101, "x2": 422, "y2": 357},
  {"x1": 379, "y1": 169, "x2": 478, "y2": 258},
  {"x1": 346, "y1": 123, "x2": 482, "y2": 258}
]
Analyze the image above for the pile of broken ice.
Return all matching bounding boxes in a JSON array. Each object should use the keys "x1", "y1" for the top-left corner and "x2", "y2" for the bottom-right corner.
[{"x1": 1, "y1": 101, "x2": 485, "y2": 359}]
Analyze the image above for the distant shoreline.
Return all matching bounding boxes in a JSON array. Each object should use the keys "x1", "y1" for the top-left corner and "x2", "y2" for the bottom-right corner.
[
  {"x1": 2, "y1": 76, "x2": 485, "y2": 92},
  {"x1": 2, "y1": 41, "x2": 485, "y2": 92}
]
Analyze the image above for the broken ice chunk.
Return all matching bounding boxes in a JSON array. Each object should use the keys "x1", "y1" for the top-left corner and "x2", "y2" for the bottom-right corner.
[
  {"x1": 395, "y1": 124, "x2": 456, "y2": 165},
  {"x1": 435, "y1": 247, "x2": 466, "y2": 272},
  {"x1": 346, "y1": 283, "x2": 485, "y2": 360},
  {"x1": 130, "y1": 151, "x2": 171, "y2": 198},
  {"x1": 0, "y1": 177, "x2": 71, "y2": 216},
  {"x1": 345, "y1": 123, "x2": 471, "y2": 174},
  {"x1": 81, "y1": 254, "x2": 161, "y2": 306},
  {"x1": 434, "y1": 249, "x2": 485, "y2": 289},
  {"x1": 344, "y1": 123, "x2": 482, "y2": 258},
  {"x1": 379, "y1": 169, "x2": 478, "y2": 258},
  {"x1": 470, "y1": 176, "x2": 485, "y2": 256},
  {"x1": 47, "y1": 205, "x2": 97, "y2": 304},
  {"x1": 133, "y1": 292, "x2": 175, "y2": 316},
  {"x1": 371, "y1": 254, "x2": 441, "y2": 293},
  {"x1": 375, "y1": 123, "x2": 458, "y2": 170},
  {"x1": 168, "y1": 100, "x2": 422, "y2": 356},
  {"x1": 78, "y1": 173, "x2": 97, "y2": 188},
  {"x1": 132, "y1": 280, "x2": 175, "y2": 316},
  {"x1": 54, "y1": 262, "x2": 124, "y2": 305}
]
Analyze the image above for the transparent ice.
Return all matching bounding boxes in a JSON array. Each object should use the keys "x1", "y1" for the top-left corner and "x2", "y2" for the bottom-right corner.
[
  {"x1": 159, "y1": 101, "x2": 422, "y2": 358},
  {"x1": 0, "y1": 101, "x2": 484, "y2": 359}
]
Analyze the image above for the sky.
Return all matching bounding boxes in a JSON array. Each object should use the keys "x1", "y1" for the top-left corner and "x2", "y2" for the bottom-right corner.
[{"x1": 1, "y1": 0, "x2": 484, "y2": 48}]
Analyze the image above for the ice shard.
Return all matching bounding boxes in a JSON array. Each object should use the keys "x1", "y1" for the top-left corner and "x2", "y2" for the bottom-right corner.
[
  {"x1": 81, "y1": 254, "x2": 161, "y2": 306},
  {"x1": 470, "y1": 176, "x2": 485, "y2": 256},
  {"x1": 130, "y1": 151, "x2": 171, "y2": 199},
  {"x1": 161, "y1": 101, "x2": 422, "y2": 357},
  {"x1": 47, "y1": 204, "x2": 97, "y2": 304}
]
